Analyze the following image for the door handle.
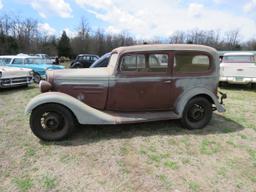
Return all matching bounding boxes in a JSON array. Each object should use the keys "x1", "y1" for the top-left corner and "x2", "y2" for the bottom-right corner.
[{"x1": 164, "y1": 80, "x2": 172, "y2": 83}]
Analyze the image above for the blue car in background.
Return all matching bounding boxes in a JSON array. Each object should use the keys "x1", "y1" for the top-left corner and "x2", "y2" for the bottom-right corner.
[{"x1": 0, "y1": 55, "x2": 65, "y2": 83}]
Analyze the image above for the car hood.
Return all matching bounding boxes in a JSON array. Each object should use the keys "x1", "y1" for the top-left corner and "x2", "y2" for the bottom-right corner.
[
  {"x1": 0, "y1": 66, "x2": 32, "y2": 78},
  {"x1": 52, "y1": 68, "x2": 110, "y2": 80},
  {"x1": 26, "y1": 64, "x2": 65, "y2": 69}
]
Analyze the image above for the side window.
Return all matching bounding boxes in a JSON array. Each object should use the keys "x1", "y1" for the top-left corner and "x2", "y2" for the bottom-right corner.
[
  {"x1": 149, "y1": 54, "x2": 168, "y2": 72},
  {"x1": 120, "y1": 54, "x2": 146, "y2": 72},
  {"x1": 174, "y1": 53, "x2": 210, "y2": 73},
  {"x1": 12, "y1": 58, "x2": 24, "y2": 64},
  {"x1": 92, "y1": 56, "x2": 98, "y2": 61},
  {"x1": 24, "y1": 59, "x2": 29, "y2": 64}
]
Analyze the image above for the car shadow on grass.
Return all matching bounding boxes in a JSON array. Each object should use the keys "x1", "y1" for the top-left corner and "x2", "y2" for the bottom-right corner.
[{"x1": 44, "y1": 113, "x2": 244, "y2": 146}]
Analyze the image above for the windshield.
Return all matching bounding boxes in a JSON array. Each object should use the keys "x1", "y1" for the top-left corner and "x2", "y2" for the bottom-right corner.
[
  {"x1": 0, "y1": 58, "x2": 12, "y2": 65},
  {"x1": 24, "y1": 58, "x2": 47, "y2": 64},
  {"x1": 223, "y1": 55, "x2": 255, "y2": 63},
  {"x1": 90, "y1": 53, "x2": 111, "y2": 68}
]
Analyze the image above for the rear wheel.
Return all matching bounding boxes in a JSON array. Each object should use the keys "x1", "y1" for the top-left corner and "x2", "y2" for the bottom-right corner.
[
  {"x1": 30, "y1": 104, "x2": 75, "y2": 141},
  {"x1": 180, "y1": 97, "x2": 212, "y2": 130}
]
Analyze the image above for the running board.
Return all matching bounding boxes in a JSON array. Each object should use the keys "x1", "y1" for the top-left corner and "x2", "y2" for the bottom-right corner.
[{"x1": 105, "y1": 111, "x2": 180, "y2": 124}]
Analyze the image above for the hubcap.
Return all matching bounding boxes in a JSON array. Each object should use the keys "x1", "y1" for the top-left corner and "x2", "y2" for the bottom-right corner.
[
  {"x1": 188, "y1": 104, "x2": 205, "y2": 122},
  {"x1": 41, "y1": 112, "x2": 64, "y2": 132}
]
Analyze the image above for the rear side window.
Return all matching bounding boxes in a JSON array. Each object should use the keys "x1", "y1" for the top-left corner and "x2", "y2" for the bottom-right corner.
[
  {"x1": 174, "y1": 53, "x2": 211, "y2": 73},
  {"x1": 91, "y1": 56, "x2": 98, "y2": 61},
  {"x1": 12, "y1": 58, "x2": 23, "y2": 64},
  {"x1": 149, "y1": 54, "x2": 168, "y2": 72},
  {"x1": 120, "y1": 55, "x2": 146, "y2": 72}
]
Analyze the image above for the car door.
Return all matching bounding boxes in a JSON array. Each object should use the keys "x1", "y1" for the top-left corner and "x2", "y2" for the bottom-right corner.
[{"x1": 107, "y1": 51, "x2": 175, "y2": 112}]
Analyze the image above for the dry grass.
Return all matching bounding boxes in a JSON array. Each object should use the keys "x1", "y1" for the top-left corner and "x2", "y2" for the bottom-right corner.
[{"x1": 0, "y1": 84, "x2": 256, "y2": 192}]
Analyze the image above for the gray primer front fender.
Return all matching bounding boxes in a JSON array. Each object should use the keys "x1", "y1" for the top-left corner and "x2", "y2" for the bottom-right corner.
[
  {"x1": 175, "y1": 87, "x2": 225, "y2": 117},
  {"x1": 25, "y1": 92, "x2": 116, "y2": 124}
]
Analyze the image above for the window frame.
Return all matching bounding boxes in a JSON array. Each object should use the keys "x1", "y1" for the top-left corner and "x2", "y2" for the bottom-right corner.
[
  {"x1": 119, "y1": 53, "x2": 146, "y2": 73},
  {"x1": 117, "y1": 51, "x2": 172, "y2": 77},
  {"x1": 173, "y1": 51, "x2": 214, "y2": 77},
  {"x1": 148, "y1": 53, "x2": 169, "y2": 73}
]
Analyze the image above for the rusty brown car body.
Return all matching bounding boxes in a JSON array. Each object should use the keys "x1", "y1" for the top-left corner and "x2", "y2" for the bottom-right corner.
[{"x1": 26, "y1": 44, "x2": 225, "y2": 141}]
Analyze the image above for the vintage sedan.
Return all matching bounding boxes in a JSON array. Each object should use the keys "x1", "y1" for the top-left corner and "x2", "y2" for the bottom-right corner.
[
  {"x1": 0, "y1": 55, "x2": 65, "y2": 83},
  {"x1": 220, "y1": 52, "x2": 256, "y2": 86},
  {"x1": 70, "y1": 54, "x2": 99, "y2": 68},
  {"x1": 0, "y1": 65, "x2": 33, "y2": 88},
  {"x1": 26, "y1": 44, "x2": 226, "y2": 141}
]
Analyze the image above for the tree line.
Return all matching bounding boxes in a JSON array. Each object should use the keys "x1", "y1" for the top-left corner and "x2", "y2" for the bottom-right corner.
[{"x1": 0, "y1": 14, "x2": 256, "y2": 58}]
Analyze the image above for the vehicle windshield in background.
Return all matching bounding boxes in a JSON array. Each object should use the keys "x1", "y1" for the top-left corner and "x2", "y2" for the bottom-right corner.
[
  {"x1": 0, "y1": 58, "x2": 12, "y2": 65},
  {"x1": 25, "y1": 58, "x2": 47, "y2": 64},
  {"x1": 223, "y1": 55, "x2": 255, "y2": 63},
  {"x1": 90, "y1": 53, "x2": 111, "y2": 68},
  {"x1": 77, "y1": 55, "x2": 98, "y2": 62}
]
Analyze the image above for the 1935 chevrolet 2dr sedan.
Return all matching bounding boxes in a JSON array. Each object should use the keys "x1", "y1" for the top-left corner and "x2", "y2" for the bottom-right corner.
[{"x1": 26, "y1": 44, "x2": 226, "y2": 141}]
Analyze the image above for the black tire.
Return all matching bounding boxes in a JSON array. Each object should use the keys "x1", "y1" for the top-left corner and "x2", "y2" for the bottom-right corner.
[
  {"x1": 180, "y1": 97, "x2": 212, "y2": 130},
  {"x1": 33, "y1": 73, "x2": 41, "y2": 84},
  {"x1": 30, "y1": 104, "x2": 75, "y2": 141}
]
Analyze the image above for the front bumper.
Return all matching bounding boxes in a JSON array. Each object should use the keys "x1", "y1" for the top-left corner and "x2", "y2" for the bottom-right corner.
[
  {"x1": 220, "y1": 76, "x2": 256, "y2": 84},
  {"x1": 0, "y1": 76, "x2": 33, "y2": 88}
]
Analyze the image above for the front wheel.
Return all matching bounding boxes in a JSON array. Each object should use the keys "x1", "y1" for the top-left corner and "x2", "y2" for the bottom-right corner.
[
  {"x1": 180, "y1": 97, "x2": 212, "y2": 130},
  {"x1": 33, "y1": 73, "x2": 41, "y2": 84},
  {"x1": 30, "y1": 104, "x2": 75, "y2": 141}
]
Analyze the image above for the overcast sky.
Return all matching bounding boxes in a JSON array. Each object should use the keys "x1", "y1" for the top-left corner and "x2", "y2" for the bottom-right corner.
[{"x1": 1, "y1": 0, "x2": 256, "y2": 41}]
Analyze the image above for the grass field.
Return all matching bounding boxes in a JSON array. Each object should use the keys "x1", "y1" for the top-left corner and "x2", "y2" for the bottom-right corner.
[{"x1": 0, "y1": 85, "x2": 256, "y2": 192}]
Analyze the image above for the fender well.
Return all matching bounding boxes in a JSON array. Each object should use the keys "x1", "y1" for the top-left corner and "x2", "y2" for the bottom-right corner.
[
  {"x1": 191, "y1": 94, "x2": 214, "y2": 104},
  {"x1": 175, "y1": 87, "x2": 225, "y2": 117},
  {"x1": 25, "y1": 92, "x2": 115, "y2": 125}
]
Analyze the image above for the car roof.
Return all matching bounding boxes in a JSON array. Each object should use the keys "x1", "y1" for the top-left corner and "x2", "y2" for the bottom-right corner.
[
  {"x1": 0, "y1": 55, "x2": 38, "y2": 59},
  {"x1": 113, "y1": 44, "x2": 218, "y2": 54},
  {"x1": 0, "y1": 55, "x2": 14, "y2": 58},
  {"x1": 77, "y1": 54, "x2": 99, "y2": 57},
  {"x1": 224, "y1": 52, "x2": 255, "y2": 56}
]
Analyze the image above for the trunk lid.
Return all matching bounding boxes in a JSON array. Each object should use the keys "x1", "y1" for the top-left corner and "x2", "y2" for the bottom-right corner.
[{"x1": 220, "y1": 62, "x2": 256, "y2": 78}]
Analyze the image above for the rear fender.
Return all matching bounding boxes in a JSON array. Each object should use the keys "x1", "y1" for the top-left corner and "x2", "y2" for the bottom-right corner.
[
  {"x1": 175, "y1": 87, "x2": 225, "y2": 117},
  {"x1": 25, "y1": 92, "x2": 115, "y2": 124}
]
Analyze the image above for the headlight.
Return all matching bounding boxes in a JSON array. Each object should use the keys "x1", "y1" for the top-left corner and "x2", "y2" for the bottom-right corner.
[
  {"x1": 29, "y1": 71, "x2": 34, "y2": 76},
  {"x1": 39, "y1": 80, "x2": 52, "y2": 93}
]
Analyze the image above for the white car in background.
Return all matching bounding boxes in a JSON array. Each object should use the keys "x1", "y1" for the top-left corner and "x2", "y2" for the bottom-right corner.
[
  {"x1": 0, "y1": 60, "x2": 33, "y2": 88},
  {"x1": 220, "y1": 52, "x2": 256, "y2": 85}
]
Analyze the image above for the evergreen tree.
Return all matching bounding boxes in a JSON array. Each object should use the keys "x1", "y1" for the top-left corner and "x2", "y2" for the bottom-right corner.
[{"x1": 57, "y1": 31, "x2": 72, "y2": 57}]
